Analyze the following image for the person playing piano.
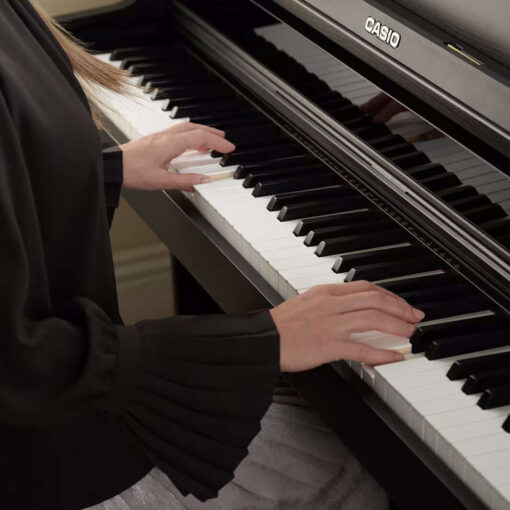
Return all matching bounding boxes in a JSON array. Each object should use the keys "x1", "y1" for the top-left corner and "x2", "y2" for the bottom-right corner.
[{"x1": 0, "y1": 1, "x2": 424, "y2": 509}]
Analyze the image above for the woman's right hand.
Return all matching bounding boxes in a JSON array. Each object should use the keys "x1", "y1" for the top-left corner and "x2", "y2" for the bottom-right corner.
[{"x1": 270, "y1": 281, "x2": 425, "y2": 372}]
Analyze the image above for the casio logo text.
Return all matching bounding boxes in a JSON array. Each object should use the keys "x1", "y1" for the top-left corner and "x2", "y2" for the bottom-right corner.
[{"x1": 365, "y1": 17, "x2": 401, "y2": 49}]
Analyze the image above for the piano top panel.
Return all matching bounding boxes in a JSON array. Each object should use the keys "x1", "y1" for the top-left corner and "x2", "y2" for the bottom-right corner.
[
  {"x1": 391, "y1": 0, "x2": 510, "y2": 70},
  {"x1": 258, "y1": 0, "x2": 510, "y2": 165}
]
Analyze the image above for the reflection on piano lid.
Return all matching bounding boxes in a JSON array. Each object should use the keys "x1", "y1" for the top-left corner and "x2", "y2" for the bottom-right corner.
[
  {"x1": 80, "y1": 0, "x2": 510, "y2": 508},
  {"x1": 255, "y1": 23, "x2": 510, "y2": 219}
]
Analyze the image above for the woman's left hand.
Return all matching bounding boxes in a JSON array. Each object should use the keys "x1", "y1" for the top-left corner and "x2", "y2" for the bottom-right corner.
[{"x1": 119, "y1": 122, "x2": 236, "y2": 191}]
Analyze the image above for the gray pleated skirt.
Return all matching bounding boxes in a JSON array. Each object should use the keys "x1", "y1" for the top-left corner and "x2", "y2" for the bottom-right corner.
[{"x1": 87, "y1": 386, "x2": 389, "y2": 510}]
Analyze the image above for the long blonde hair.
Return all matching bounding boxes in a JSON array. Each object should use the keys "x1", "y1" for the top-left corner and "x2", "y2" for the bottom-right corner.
[{"x1": 31, "y1": 1, "x2": 130, "y2": 127}]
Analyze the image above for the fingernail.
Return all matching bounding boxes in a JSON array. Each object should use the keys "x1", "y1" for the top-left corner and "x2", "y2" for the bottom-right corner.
[
  {"x1": 394, "y1": 352, "x2": 405, "y2": 362},
  {"x1": 413, "y1": 308, "x2": 425, "y2": 321},
  {"x1": 200, "y1": 177, "x2": 212, "y2": 184}
]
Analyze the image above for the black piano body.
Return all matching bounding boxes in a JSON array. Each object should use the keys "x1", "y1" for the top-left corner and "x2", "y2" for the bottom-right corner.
[{"x1": 65, "y1": 1, "x2": 510, "y2": 509}]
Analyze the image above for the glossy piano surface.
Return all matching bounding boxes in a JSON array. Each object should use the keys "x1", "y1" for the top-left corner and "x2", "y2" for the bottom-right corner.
[{"x1": 68, "y1": 1, "x2": 510, "y2": 508}]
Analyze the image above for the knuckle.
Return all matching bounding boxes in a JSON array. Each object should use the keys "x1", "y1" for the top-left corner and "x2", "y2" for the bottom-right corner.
[
  {"x1": 316, "y1": 295, "x2": 330, "y2": 308},
  {"x1": 306, "y1": 285, "x2": 323, "y2": 297},
  {"x1": 365, "y1": 290, "x2": 382, "y2": 304}
]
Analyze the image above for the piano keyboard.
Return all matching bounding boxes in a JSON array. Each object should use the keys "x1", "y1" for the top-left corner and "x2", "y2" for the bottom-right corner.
[
  {"x1": 256, "y1": 23, "x2": 510, "y2": 217},
  {"x1": 96, "y1": 36, "x2": 510, "y2": 510}
]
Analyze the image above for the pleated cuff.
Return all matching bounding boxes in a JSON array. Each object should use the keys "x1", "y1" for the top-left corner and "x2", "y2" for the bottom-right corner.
[{"x1": 118, "y1": 311, "x2": 280, "y2": 501}]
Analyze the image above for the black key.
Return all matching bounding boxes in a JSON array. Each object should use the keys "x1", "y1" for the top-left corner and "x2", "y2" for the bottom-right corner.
[
  {"x1": 397, "y1": 284, "x2": 482, "y2": 322},
  {"x1": 392, "y1": 151, "x2": 430, "y2": 169},
  {"x1": 119, "y1": 55, "x2": 166, "y2": 70},
  {"x1": 155, "y1": 85, "x2": 229, "y2": 102},
  {"x1": 381, "y1": 143, "x2": 417, "y2": 159},
  {"x1": 192, "y1": 112, "x2": 265, "y2": 129},
  {"x1": 292, "y1": 77, "x2": 331, "y2": 96},
  {"x1": 379, "y1": 272, "x2": 462, "y2": 294},
  {"x1": 450, "y1": 195, "x2": 491, "y2": 212},
  {"x1": 121, "y1": 54, "x2": 195, "y2": 71},
  {"x1": 234, "y1": 154, "x2": 315, "y2": 179},
  {"x1": 333, "y1": 244, "x2": 427, "y2": 273},
  {"x1": 208, "y1": 117, "x2": 272, "y2": 131},
  {"x1": 353, "y1": 124, "x2": 391, "y2": 140},
  {"x1": 294, "y1": 209, "x2": 379, "y2": 237},
  {"x1": 407, "y1": 163, "x2": 446, "y2": 180},
  {"x1": 254, "y1": 173, "x2": 339, "y2": 197},
  {"x1": 368, "y1": 134, "x2": 406, "y2": 149},
  {"x1": 427, "y1": 324, "x2": 509, "y2": 360},
  {"x1": 305, "y1": 219, "x2": 391, "y2": 247},
  {"x1": 504, "y1": 416, "x2": 510, "y2": 433},
  {"x1": 213, "y1": 134, "x2": 291, "y2": 158},
  {"x1": 279, "y1": 196, "x2": 369, "y2": 222},
  {"x1": 345, "y1": 255, "x2": 441, "y2": 282},
  {"x1": 399, "y1": 283, "x2": 476, "y2": 307},
  {"x1": 141, "y1": 74, "x2": 171, "y2": 87},
  {"x1": 165, "y1": 91, "x2": 234, "y2": 109},
  {"x1": 330, "y1": 105, "x2": 363, "y2": 122},
  {"x1": 498, "y1": 232, "x2": 510, "y2": 249},
  {"x1": 420, "y1": 172, "x2": 461, "y2": 191},
  {"x1": 110, "y1": 46, "x2": 179, "y2": 61},
  {"x1": 110, "y1": 47, "x2": 147, "y2": 61},
  {"x1": 268, "y1": 185, "x2": 351, "y2": 211},
  {"x1": 243, "y1": 163, "x2": 324, "y2": 188},
  {"x1": 482, "y1": 217, "x2": 510, "y2": 237},
  {"x1": 343, "y1": 116, "x2": 372, "y2": 130},
  {"x1": 226, "y1": 124, "x2": 282, "y2": 144},
  {"x1": 221, "y1": 143, "x2": 306, "y2": 167},
  {"x1": 464, "y1": 203, "x2": 506, "y2": 223},
  {"x1": 478, "y1": 384, "x2": 510, "y2": 410},
  {"x1": 420, "y1": 294, "x2": 491, "y2": 324},
  {"x1": 463, "y1": 367, "x2": 510, "y2": 394},
  {"x1": 437, "y1": 185, "x2": 478, "y2": 203},
  {"x1": 316, "y1": 228, "x2": 410, "y2": 257},
  {"x1": 315, "y1": 94, "x2": 352, "y2": 110},
  {"x1": 146, "y1": 75, "x2": 218, "y2": 89},
  {"x1": 171, "y1": 99, "x2": 250, "y2": 119},
  {"x1": 448, "y1": 351, "x2": 510, "y2": 381},
  {"x1": 129, "y1": 62, "x2": 209, "y2": 77},
  {"x1": 411, "y1": 315, "x2": 507, "y2": 354}
]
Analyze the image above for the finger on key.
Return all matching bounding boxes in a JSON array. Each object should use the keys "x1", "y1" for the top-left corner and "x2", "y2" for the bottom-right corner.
[
  {"x1": 305, "y1": 281, "x2": 408, "y2": 304},
  {"x1": 171, "y1": 129, "x2": 236, "y2": 160},
  {"x1": 335, "y1": 341, "x2": 405, "y2": 365},
  {"x1": 337, "y1": 310, "x2": 417, "y2": 339},
  {"x1": 164, "y1": 122, "x2": 226, "y2": 137},
  {"x1": 325, "y1": 291, "x2": 424, "y2": 323}
]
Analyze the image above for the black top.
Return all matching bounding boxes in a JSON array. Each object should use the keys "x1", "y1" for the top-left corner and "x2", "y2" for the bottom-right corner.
[
  {"x1": 0, "y1": 1, "x2": 280, "y2": 509},
  {"x1": 392, "y1": 0, "x2": 510, "y2": 68}
]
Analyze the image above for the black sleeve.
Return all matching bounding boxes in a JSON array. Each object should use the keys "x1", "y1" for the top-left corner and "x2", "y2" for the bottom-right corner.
[
  {"x1": 0, "y1": 92, "x2": 280, "y2": 501},
  {"x1": 101, "y1": 144, "x2": 123, "y2": 227},
  {"x1": 124, "y1": 312, "x2": 280, "y2": 501}
]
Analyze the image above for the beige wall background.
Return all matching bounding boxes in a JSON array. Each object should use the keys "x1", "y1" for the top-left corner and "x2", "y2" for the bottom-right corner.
[
  {"x1": 39, "y1": 0, "x2": 176, "y2": 324},
  {"x1": 40, "y1": 0, "x2": 135, "y2": 20},
  {"x1": 110, "y1": 199, "x2": 175, "y2": 325}
]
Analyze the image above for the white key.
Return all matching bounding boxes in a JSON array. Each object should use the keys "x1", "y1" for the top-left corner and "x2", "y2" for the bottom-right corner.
[{"x1": 172, "y1": 153, "x2": 221, "y2": 170}]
